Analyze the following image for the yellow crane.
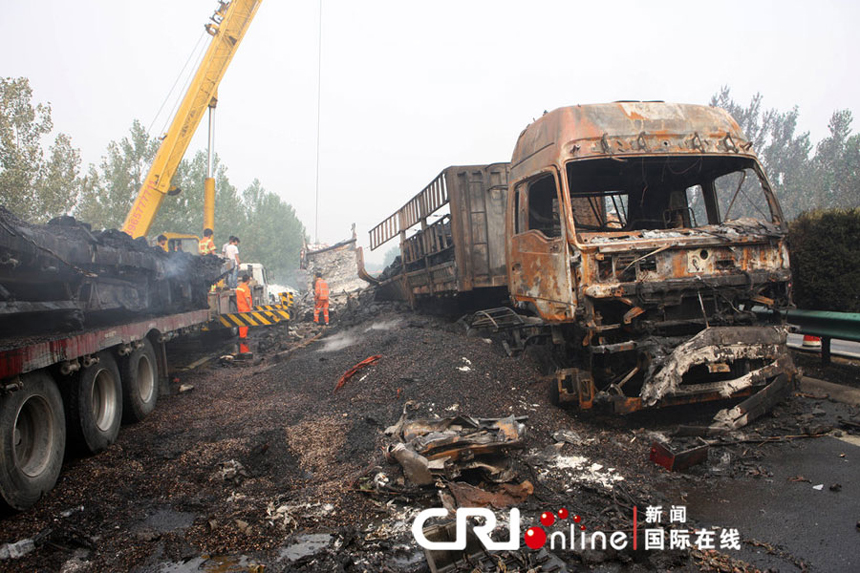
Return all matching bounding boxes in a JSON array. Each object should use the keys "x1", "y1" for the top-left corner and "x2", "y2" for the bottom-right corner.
[{"x1": 122, "y1": 0, "x2": 262, "y2": 240}]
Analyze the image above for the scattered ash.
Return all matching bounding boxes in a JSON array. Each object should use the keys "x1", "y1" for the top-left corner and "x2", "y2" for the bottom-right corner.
[{"x1": 1, "y1": 301, "x2": 852, "y2": 572}]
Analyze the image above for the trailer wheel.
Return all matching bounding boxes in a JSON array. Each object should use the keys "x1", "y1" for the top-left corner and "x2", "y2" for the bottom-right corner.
[
  {"x1": 0, "y1": 371, "x2": 66, "y2": 511},
  {"x1": 120, "y1": 339, "x2": 159, "y2": 423},
  {"x1": 65, "y1": 352, "x2": 122, "y2": 454}
]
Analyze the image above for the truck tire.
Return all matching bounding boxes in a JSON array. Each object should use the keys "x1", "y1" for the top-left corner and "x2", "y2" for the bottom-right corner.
[
  {"x1": 0, "y1": 371, "x2": 66, "y2": 511},
  {"x1": 120, "y1": 339, "x2": 159, "y2": 423},
  {"x1": 65, "y1": 352, "x2": 122, "y2": 455}
]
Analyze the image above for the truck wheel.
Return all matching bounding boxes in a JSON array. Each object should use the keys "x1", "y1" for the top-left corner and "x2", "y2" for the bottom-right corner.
[
  {"x1": 0, "y1": 371, "x2": 66, "y2": 511},
  {"x1": 120, "y1": 339, "x2": 159, "y2": 423},
  {"x1": 65, "y1": 352, "x2": 122, "y2": 454}
]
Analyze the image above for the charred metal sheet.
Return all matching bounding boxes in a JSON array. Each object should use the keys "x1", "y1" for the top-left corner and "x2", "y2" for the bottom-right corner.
[
  {"x1": 510, "y1": 103, "x2": 755, "y2": 182},
  {"x1": 355, "y1": 246, "x2": 380, "y2": 286},
  {"x1": 508, "y1": 231, "x2": 575, "y2": 321},
  {"x1": 641, "y1": 326, "x2": 791, "y2": 405},
  {"x1": 649, "y1": 441, "x2": 709, "y2": 472},
  {"x1": 389, "y1": 415, "x2": 526, "y2": 483},
  {"x1": 446, "y1": 480, "x2": 533, "y2": 509},
  {"x1": 710, "y1": 373, "x2": 795, "y2": 430}
]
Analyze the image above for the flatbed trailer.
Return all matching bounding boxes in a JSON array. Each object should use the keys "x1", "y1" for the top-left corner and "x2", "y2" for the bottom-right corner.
[{"x1": 0, "y1": 309, "x2": 211, "y2": 510}]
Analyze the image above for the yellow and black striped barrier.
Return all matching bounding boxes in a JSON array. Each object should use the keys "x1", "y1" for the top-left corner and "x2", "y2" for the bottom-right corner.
[
  {"x1": 279, "y1": 291, "x2": 295, "y2": 308},
  {"x1": 254, "y1": 304, "x2": 290, "y2": 312},
  {"x1": 217, "y1": 308, "x2": 289, "y2": 328},
  {"x1": 252, "y1": 305, "x2": 291, "y2": 321}
]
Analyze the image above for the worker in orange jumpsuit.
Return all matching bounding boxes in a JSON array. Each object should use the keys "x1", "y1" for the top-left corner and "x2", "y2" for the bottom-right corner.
[
  {"x1": 313, "y1": 271, "x2": 330, "y2": 326},
  {"x1": 198, "y1": 228, "x2": 216, "y2": 255},
  {"x1": 236, "y1": 274, "x2": 253, "y2": 353}
]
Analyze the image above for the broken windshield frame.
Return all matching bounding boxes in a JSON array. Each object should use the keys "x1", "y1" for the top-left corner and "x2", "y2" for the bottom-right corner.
[{"x1": 564, "y1": 156, "x2": 781, "y2": 235}]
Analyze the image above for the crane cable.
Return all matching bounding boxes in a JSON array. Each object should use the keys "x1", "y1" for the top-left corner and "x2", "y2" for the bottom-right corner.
[
  {"x1": 314, "y1": 0, "x2": 323, "y2": 244},
  {"x1": 146, "y1": 29, "x2": 208, "y2": 139}
]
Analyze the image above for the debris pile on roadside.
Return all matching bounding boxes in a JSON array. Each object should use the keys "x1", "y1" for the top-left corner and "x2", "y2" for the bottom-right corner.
[
  {"x1": 355, "y1": 409, "x2": 531, "y2": 506},
  {"x1": 293, "y1": 232, "x2": 368, "y2": 320}
]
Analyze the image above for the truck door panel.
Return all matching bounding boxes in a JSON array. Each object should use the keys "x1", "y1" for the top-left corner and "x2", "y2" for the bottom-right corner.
[{"x1": 508, "y1": 172, "x2": 574, "y2": 321}]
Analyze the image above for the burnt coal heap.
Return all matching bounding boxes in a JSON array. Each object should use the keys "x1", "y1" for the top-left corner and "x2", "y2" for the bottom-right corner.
[{"x1": 0, "y1": 207, "x2": 225, "y2": 337}]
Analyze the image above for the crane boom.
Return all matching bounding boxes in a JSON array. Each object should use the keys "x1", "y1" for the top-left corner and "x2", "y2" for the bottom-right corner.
[{"x1": 122, "y1": 0, "x2": 262, "y2": 239}]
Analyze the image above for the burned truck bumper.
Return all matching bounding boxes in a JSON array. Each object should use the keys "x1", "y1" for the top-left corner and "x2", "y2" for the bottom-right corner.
[
  {"x1": 641, "y1": 325, "x2": 794, "y2": 405},
  {"x1": 554, "y1": 326, "x2": 796, "y2": 415}
]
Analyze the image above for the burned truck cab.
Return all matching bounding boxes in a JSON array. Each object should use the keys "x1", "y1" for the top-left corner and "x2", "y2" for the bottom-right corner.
[{"x1": 506, "y1": 102, "x2": 795, "y2": 413}]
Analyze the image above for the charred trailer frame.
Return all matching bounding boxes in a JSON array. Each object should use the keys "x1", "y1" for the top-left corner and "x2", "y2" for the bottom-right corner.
[
  {"x1": 506, "y1": 102, "x2": 796, "y2": 413},
  {"x1": 369, "y1": 164, "x2": 510, "y2": 305}
]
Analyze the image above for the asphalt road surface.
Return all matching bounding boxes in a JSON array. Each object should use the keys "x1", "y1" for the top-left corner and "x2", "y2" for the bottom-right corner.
[{"x1": 678, "y1": 400, "x2": 860, "y2": 572}]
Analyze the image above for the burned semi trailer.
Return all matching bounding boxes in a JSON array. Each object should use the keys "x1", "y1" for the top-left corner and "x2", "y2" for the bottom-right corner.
[
  {"x1": 370, "y1": 102, "x2": 796, "y2": 418},
  {"x1": 369, "y1": 164, "x2": 511, "y2": 304}
]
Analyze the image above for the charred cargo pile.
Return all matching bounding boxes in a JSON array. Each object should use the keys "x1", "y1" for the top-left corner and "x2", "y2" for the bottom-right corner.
[{"x1": 0, "y1": 208, "x2": 224, "y2": 336}]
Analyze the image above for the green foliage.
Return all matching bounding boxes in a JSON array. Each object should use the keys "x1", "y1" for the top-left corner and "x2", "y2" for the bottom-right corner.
[
  {"x1": 710, "y1": 87, "x2": 859, "y2": 220},
  {"x1": 76, "y1": 119, "x2": 157, "y2": 228},
  {"x1": 788, "y1": 209, "x2": 860, "y2": 312},
  {"x1": 812, "y1": 110, "x2": 860, "y2": 211},
  {"x1": 76, "y1": 121, "x2": 305, "y2": 281},
  {"x1": 0, "y1": 77, "x2": 81, "y2": 222},
  {"x1": 710, "y1": 87, "x2": 814, "y2": 219},
  {"x1": 149, "y1": 150, "x2": 239, "y2": 235},
  {"x1": 237, "y1": 178, "x2": 305, "y2": 282}
]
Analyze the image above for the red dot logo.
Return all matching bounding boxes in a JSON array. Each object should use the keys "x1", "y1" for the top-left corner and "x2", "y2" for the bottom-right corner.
[
  {"x1": 540, "y1": 511, "x2": 555, "y2": 527},
  {"x1": 524, "y1": 526, "x2": 547, "y2": 549},
  {"x1": 557, "y1": 508, "x2": 569, "y2": 520},
  {"x1": 573, "y1": 514, "x2": 582, "y2": 523},
  {"x1": 580, "y1": 524, "x2": 587, "y2": 531}
]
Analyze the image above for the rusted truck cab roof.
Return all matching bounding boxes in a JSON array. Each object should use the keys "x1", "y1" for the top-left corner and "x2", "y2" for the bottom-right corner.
[{"x1": 510, "y1": 102, "x2": 755, "y2": 181}]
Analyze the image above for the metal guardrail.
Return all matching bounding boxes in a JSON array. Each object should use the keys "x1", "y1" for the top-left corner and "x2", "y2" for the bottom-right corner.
[
  {"x1": 756, "y1": 307, "x2": 860, "y2": 364},
  {"x1": 784, "y1": 309, "x2": 860, "y2": 343},
  {"x1": 786, "y1": 309, "x2": 860, "y2": 365}
]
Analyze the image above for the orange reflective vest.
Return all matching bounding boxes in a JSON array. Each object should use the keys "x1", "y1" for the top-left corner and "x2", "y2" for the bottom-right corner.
[
  {"x1": 236, "y1": 282, "x2": 252, "y2": 312},
  {"x1": 198, "y1": 237, "x2": 216, "y2": 255},
  {"x1": 315, "y1": 278, "x2": 329, "y2": 301}
]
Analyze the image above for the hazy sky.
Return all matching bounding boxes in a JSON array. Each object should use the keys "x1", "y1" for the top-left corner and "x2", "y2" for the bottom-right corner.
[{"x1": 3, "y1": 0, "x2": 859, "y2": 263}]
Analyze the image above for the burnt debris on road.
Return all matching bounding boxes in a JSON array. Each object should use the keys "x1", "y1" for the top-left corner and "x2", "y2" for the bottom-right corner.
[{"x1": 1, "y1": 292, "x2": 858, "y2": 572}]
